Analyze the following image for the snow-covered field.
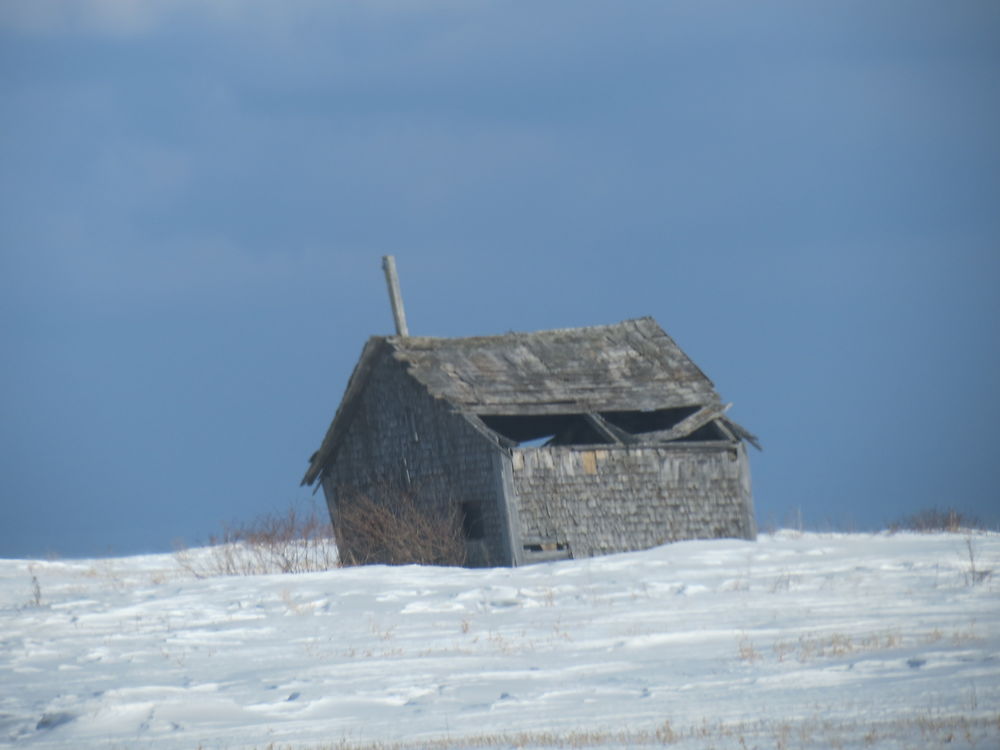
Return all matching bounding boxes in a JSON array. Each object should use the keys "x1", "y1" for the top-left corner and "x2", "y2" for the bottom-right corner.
[{"x1": 2, "y1": 532, "x2": 998, "y2": 749}]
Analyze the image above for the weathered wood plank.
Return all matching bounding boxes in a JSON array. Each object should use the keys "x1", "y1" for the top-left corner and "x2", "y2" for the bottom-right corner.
[
  {"x1": 720, "y1": 416, "x2": 762, "y2": 451},
  {"x1": 641, "y1": 402, "x2": 731, "y2": 443},
  {"x1": 583, "y1": 413, "x2": 629, "y2": 444}
]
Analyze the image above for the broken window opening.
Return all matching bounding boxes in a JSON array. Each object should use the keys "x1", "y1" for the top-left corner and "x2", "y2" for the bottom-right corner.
[
  {"x1": 461, "y1": 502, "x2": 486, "y2": 540},
  {"x1": 519, "y1": 435, "x2": 557, "y2": 448},
  {"x1": 523, "y1": 542, "x2": 569, "y2": 553},
  {"x1": 676, "y1": 421, "x2": 728, "y2": 442},
  {"x1": 600, "y1": 407, "x2": 700, "y2": 434},
  {"x1": 478, "y1": 407, "x2": 732, "y2": 448},
  {"x1": 478, "y1": 414, "x2": 611, "y2": 447}
]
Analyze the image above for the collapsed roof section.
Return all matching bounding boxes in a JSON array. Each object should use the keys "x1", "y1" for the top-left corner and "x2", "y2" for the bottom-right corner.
[{"x1": 473, "y1": 404, "x2": 760, "y2": 450}]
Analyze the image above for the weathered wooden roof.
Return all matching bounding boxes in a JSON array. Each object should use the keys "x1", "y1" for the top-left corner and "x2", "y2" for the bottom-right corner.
[
  {"x1": 389, "y1": 317, "x2": 718, "y2": 415},
  {"x1": 302, "y1": 318, "x2": 734, "y2": 486}
]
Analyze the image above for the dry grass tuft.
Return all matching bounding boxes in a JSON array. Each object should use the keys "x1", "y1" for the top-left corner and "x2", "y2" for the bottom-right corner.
[
  {"x1": 737, "y1": 633, "x2": 761, "y2": 663},
  {"x1": 242, "y1": 713, "x2": 1000, "y2": 749},
  {"x1": 333, "y1": 489, "x2": 465, "y2": 567},
  {"x1": 888, "y1": 507, "x2": 983, "y2": 533},
  {"x1": 175, "y1": 501, "x2": 338, "y2": 577}
]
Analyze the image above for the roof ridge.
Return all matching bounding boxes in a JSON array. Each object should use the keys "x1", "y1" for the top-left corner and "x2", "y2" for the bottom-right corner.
[{"x1": 386, "y1": 317, "x2": 660, "y2": 347}]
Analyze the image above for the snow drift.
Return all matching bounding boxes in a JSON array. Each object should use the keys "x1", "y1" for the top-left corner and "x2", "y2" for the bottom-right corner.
[{"x1": 2, "y1": 532, "x2": 998, "y2": 749}]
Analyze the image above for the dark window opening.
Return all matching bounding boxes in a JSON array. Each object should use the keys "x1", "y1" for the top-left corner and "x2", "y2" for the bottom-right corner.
[
  {"x1": 600, "y1": 407, "x2": 700, "y2": 434},
  {"x1": 461, "y1": 502, "x2": 486, "y2": 540},
  {"x1": 523, "y1": 542, "x2": 569, "y2": 553},
  {"x1": 677, "y1": 421, "x2": 727, "y2": 442},
  {"x1": 478, "y1": 408, "x2": 729, "y2": 448},
  {"x1": 519, "y1": 435, "x2": 557, "y2": 448},
  {"x1": 479, "y1": 414, "x2": 610, "y2": 447}
]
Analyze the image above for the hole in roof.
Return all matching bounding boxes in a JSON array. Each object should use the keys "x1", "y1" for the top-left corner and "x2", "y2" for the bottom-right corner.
[
  {"x1": 478, "y1": 414, "x2": 611, "y2": 447},
  {"x1": 519, "y1": 435, "x2": 556, "y2": 448},
  {"x1": 678, "y1": 421, "x2": 728, "y2": 442},
  {"x1": 600, "y1": 407, "x2": 699, "y2": 434},
  {"x1": 479, "y1": 408, "x2": 731, "y2": 447}
]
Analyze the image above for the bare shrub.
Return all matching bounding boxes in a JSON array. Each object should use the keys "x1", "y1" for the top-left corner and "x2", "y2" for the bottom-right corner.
[
  {"x1": 27, "y1": 564, "x2": 42, "y2": 607},
  {"x1": 737, "y1": 634, "x2": 761, "y2": 663},
  {"x1": 314, "y1": 715, "x2": 1000, "y2": 749},
  {"x1": 963, "y1": 536, "x2": 992, "y2": 586},
  {"x1": 334, "y1": 489, "x2": 465, "y2": 567},
  {"x1": 888, "y1": 507, "x2": 982, "y2": 533},
  {"x1": 175, "y1": 501, "x2": 338, "y2": 578}
]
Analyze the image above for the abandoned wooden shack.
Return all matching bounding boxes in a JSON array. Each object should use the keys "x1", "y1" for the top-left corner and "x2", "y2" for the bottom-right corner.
[{"x1": 302, "y1": 317, "x2": 759, "y2": 567}]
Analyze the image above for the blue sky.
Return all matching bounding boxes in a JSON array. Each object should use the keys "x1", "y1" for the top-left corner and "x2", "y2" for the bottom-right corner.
[{"x1": 2, "y1": 1, "x2": 999, "y2": 557}]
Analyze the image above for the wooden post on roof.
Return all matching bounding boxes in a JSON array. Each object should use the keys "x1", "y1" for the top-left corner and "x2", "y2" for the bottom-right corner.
[{"x1": 381, "y1": 255, "x2": 409, "y2": 337}]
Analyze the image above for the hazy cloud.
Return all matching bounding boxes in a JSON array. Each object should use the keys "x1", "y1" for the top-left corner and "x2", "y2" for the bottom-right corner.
[
  {"x1": 0, "y1": 0, "x2": 479, "y2": 37},
  {"x1": 2, "y1": 0, "x2": 999, "y2": 558},
  {"x1": 0, "y1": 0, "x2": 167, "y2": 36}
]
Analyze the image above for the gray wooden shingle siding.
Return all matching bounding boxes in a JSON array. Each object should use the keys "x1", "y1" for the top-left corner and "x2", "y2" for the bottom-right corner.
[
  {"x1": 510, "y1": 444, "x2": 755, "y2": 562},
  {"x1": 318, "y1": 349, "x2": 515, "y2": 566},
  {"x1": 303, "y1": 317, "x2": 758, "y2": 567}
]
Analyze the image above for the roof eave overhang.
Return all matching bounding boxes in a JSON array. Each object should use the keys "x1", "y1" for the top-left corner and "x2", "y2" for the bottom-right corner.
[{"x1": 301, "y1": 337, "x2": 388, "y2": 486}]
